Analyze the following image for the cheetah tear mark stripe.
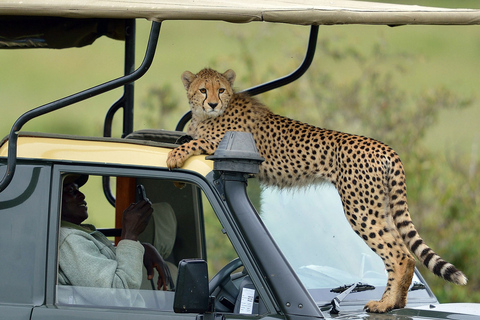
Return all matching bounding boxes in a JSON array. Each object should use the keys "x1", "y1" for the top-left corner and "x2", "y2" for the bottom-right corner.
[
  {"x1": 218, "y1": 93, "x2": 224, "y2": 109},
  {"x1": 389, "y1": 160, "x2": 467, "y2": 286}
]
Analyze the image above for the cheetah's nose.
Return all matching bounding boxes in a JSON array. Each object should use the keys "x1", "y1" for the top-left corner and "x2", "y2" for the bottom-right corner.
[{"x1": 208, "y1": 102, "x2": 218, "y2": 109}]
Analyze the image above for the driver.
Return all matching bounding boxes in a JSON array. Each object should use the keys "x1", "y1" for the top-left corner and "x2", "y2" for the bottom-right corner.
[{"x1": 58, "y1": 174, "x2": 171, "y2": 290}]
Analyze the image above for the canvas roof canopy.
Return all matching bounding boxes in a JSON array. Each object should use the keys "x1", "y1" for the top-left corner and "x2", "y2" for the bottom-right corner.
[
  {"x1": 1, "y1": 0, "x2": 480, "y2": 26},
  {"x1": 1, "y1": 0, "x2": 479, "y2": 48}
]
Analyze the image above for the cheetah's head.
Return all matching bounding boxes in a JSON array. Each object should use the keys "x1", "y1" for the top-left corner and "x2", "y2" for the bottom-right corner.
[{"x1": 181, "y1": 68, "x2": 236, "y2": 120}]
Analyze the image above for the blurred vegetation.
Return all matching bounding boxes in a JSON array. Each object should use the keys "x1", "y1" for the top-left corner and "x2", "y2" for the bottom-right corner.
[
  {"x1": 1, "y1": 9, "x2": 479, "y2": 304},
  {"x1": 202, "y1": 195, "x2": 239, "y2": 276},
  {"x1": 139, "y1": 27, "x2": 480, "y2": 302},
  {"x1": 141, "y1": 84, "x2": 181, "y2": 129}
]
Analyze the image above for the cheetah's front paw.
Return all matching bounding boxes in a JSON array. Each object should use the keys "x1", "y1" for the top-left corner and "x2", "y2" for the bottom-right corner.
[
  {"x1": 166, "y1": 149, "x2": 187, "y2": 169},
  {"x1": 364, "y1": 300, "x2": 395, "y2": 314}
]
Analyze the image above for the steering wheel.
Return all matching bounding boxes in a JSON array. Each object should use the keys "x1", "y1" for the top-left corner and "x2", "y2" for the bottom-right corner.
[
  {"x1": 208, "y1": 258, "x2": 244, "y2": 312},
  {"x1": 209, "y1": 257, "x2": 243, "y2": 295}
]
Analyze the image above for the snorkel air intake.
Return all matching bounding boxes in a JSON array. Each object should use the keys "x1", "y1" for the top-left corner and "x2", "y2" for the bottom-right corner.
[{"x1": 208, "y1": 131, "x2": 324, "y2": 320}]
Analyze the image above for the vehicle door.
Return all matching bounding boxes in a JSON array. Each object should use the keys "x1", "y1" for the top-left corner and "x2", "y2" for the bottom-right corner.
[
  {"x1": 0, "y1": 163, "x2": 52, "y2": 320},
  {"x1": 31, "y1": 164, "x2": 274, "y2": 320}
]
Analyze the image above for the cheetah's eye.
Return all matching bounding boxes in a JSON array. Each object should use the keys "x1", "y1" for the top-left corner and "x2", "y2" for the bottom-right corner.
[
  {"x1": 219, "y1": 88, "x2": 225, "y2": 94},
  {"x1": 199, "y1": 88, "x2": 207, "y2": 94}
]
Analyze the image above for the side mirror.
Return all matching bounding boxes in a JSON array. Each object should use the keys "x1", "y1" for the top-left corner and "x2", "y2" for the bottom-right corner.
[{"x1": 174, "y1": 259, "x2": 209, "y2": 313}]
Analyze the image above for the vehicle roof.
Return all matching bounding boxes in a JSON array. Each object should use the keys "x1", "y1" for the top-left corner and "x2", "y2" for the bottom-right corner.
[
  {"x1": 1, "y1": 0, "x2": 480, "y2": 26},
  {"x1": 0, "y1": 133, "x2": 213, "y2": 177}
]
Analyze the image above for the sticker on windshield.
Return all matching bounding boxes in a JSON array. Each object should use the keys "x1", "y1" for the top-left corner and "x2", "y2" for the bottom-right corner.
[{"x1": 239, "y1": 287, "x2": 255, "y2": 314}]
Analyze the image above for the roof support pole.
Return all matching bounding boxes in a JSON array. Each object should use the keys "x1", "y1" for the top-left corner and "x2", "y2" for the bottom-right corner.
[
  {"x1": 103, "y1": 19, "x2": 137, "y2": 206},
  {"x1": 0, "y1": 21, "x2": 162, "y2": 192},
  {"x1": 103, "y1": 19, "x2": 137, "y2": 139},
  {"x1": 242, "y1": 25, "x2": 319, "y2": 96}
]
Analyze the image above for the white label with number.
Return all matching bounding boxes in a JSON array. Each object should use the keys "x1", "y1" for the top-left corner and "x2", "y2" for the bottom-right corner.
[{"x1": 239, "y1": 287, "x2": 255, "y2": 314}]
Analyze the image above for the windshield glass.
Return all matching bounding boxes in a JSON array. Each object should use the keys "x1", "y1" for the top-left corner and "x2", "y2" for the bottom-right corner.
[{"x1": 247, "y1": 180, "x2": 436, "y2": 307}]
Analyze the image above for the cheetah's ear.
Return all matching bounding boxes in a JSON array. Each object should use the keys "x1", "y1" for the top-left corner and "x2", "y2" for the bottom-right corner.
[
  {"x1": 223, "y1": 69, "x2": 236, "y2": 87},
  {"x1": 181, "y1": 71, "x2": 196, "y2": 90}
]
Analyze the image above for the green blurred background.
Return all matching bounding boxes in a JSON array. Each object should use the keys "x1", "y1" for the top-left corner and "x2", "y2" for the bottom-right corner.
[{"x1": 1, "y1": 0, "x2": 479, "y2": 304}]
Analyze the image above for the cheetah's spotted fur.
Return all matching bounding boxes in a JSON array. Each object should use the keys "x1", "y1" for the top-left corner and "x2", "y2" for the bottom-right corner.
[{"x1": 167, "y1": 68, "x2": 467, "y2": 313}]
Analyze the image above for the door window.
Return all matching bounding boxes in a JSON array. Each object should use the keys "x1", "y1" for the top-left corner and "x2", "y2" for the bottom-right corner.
[{"x1": 55, "y1": 172, "x2": 246, "y2": 313}]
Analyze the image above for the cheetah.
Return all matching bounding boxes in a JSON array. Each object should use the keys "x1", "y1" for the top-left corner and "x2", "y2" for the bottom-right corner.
[{"x1": 166, "y1": 68, "x2": 467, "y2": 313}]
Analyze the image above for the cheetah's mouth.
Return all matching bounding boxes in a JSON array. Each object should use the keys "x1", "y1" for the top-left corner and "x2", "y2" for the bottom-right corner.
[{"x1": 204, "y1": 108, "x2": 222, "y2": 117}]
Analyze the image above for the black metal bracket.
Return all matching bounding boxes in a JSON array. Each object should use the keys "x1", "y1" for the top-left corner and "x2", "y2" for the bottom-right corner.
[
  {"x1": 0, "y1": 20, "x2": 162, "y2": 192},
  {"x1": 175, "y1": 25, "x2": 319, "y2": 131}
]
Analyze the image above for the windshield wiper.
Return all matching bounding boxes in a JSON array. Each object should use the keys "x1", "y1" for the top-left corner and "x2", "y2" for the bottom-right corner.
[
  {"x1": 320, "y1": 281, "x2": 422, "y2": 314},
  {"x1": 330, "y1": 282, "x2": 376, "y2": 293},
  {"x1": 409, "y1": 281, "x2": 426, "y2": 291},
  {"x1": 322, "y1": 282, "x2": 376, "y2": 314}
]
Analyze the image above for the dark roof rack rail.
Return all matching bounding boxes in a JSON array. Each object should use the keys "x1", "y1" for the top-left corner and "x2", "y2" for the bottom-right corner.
[
  {"x1": 103, "y1": 19, "x2": 137, "y2": 140},
  {"x1": 0, "y1": 21, "x2": 162, "y2": 193},
  {"x1": 102, "y1": 19, "x2": 136, "y2": 206}
]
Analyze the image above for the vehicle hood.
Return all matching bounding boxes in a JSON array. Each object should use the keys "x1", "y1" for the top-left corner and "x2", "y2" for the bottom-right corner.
[{"x1": 323, "y1": 304, "x2": 480, "y2": 319}]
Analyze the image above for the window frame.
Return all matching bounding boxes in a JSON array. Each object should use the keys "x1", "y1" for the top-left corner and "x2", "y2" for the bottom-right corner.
[{"x1": 46, "y1": 163, "x2": 277, "y2": 316}]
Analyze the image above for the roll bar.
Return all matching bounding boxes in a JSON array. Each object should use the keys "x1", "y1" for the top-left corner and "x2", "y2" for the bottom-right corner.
[
  {"x1": 175, "y1": 25, "x2": 319, "y2": 131},
  {"x1": 102, "y1": 20, "x2": 136, "y2": 206},
  {"x1": 103, "y1": 19, "x2": 137, "y2": 139},
  {"x1": 0, "y1": 21, "x2": 162, "y2": 192},
  {"x1": 0, "y1": 22, "x2": 317, "y2": 192}
]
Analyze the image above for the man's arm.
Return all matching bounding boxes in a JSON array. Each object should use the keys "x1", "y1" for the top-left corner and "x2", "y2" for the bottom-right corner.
[{"x1": 58, "y1": 230, "x2": 145, "y2": 289}]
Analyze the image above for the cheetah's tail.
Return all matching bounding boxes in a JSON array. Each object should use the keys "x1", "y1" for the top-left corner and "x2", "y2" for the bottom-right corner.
[
  {"x1": 394, "y1": 202, "x2": 467, "y2": 285},
  {"x1": 405, "y1": 227, "x2": 467, "y2": 285},
  {"x1": 390, "y1": 176, "x2": 467, "y2": 285}
]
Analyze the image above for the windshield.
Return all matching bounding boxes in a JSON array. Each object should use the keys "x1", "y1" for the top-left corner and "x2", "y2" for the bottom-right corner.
[{"x1": 247, "y1": 180, "x2": 436, "y2": 307}]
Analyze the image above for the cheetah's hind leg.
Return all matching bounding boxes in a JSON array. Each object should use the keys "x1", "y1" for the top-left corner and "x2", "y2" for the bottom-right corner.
[
  {"x1": 337, "y1": 182, "x2": 416, "y2": 313},
  {"x1": 363, "y1": 253, "x2": 415, "y2": 313}
]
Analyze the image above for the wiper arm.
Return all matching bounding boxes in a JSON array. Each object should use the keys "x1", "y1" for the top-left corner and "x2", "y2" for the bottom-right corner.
[
  {"x1": 327, "y1": 282, "x2": 376, "y2": 315},
  {"x1": 409, "y1": 281, "x2": 426, "y2": 291},
  {"x1": 330, "y1": 282, "x2": 376, "y2": 294}
]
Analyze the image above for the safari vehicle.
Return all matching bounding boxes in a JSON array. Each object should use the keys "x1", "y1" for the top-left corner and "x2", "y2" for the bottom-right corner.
[{"x1": 1, "y1": 1, "x2": 480, "y2": 320}]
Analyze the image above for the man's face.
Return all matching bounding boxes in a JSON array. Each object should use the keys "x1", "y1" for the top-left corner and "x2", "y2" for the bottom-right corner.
[{"x1": 61, "y1": 182, "x2": 88, "y2": 224}]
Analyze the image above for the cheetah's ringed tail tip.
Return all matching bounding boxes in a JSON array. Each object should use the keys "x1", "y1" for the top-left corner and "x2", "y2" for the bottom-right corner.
[{"x1": 454, "y1": 272, "x2": 468, "y2": 285}]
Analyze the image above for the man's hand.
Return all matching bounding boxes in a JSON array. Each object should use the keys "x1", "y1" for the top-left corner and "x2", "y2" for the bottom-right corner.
[
  {"x1": 121, "y1": 200, "x2": 153, "y2": 241},
  {"x1": 142, "y1": 243, "x2": 173, "y2": 291}
]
